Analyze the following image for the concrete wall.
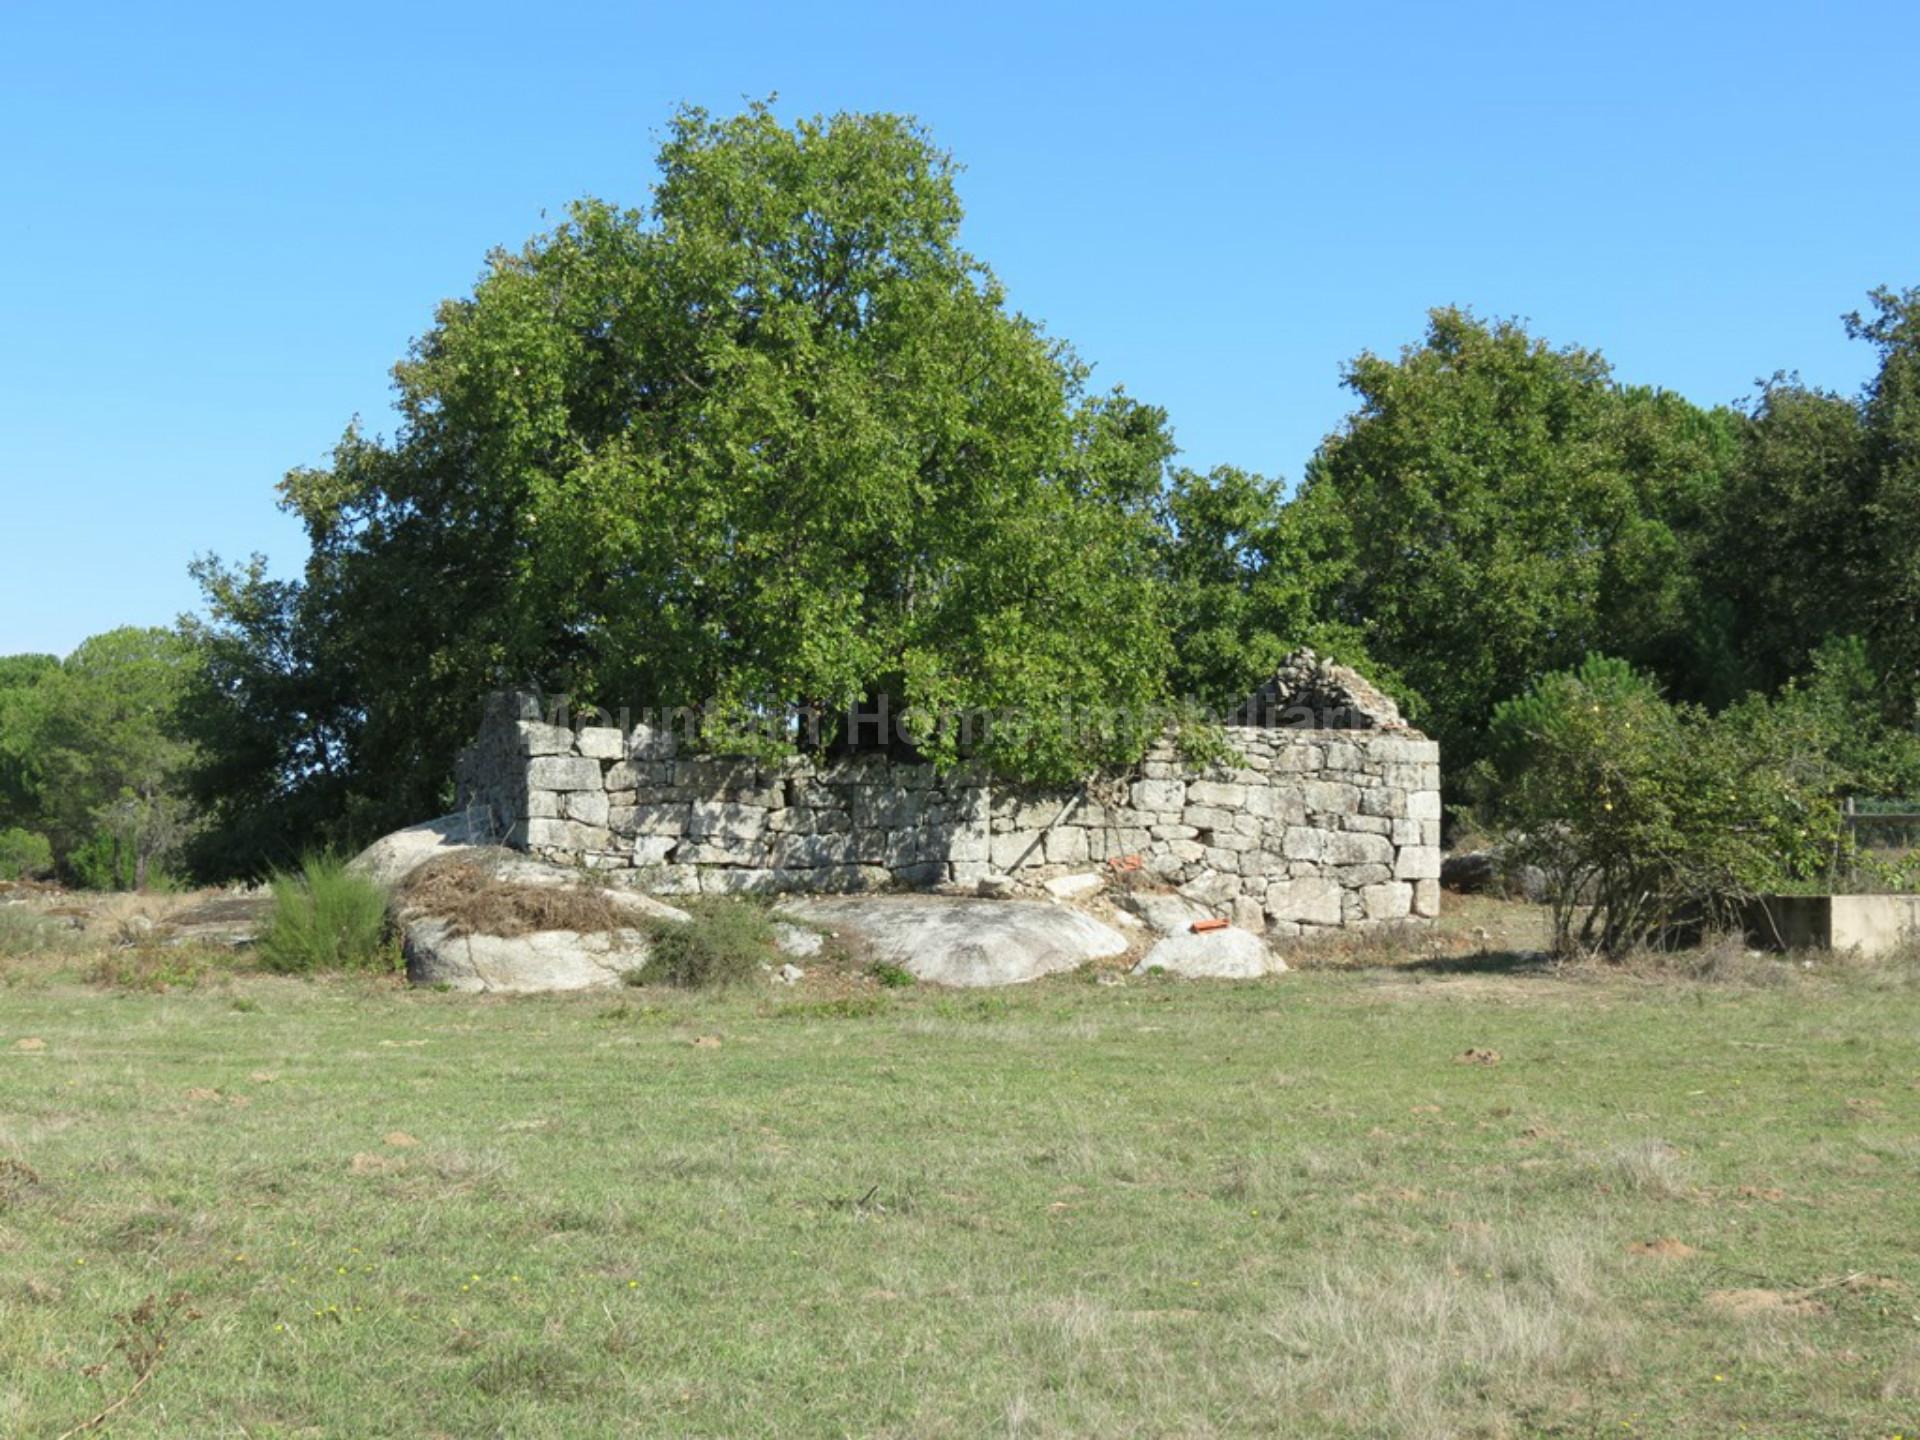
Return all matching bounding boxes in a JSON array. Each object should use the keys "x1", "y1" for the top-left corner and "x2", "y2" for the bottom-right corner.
[
  {"x1": 455, "y1": 691, "x2": 1442, "y2": 936},
  {"x1": 1747, "y1": 893, "x2": 1920, "y2": 956},
  {"x1": 1833, "y1": 895, "x2": 1920, "y2": 953}
]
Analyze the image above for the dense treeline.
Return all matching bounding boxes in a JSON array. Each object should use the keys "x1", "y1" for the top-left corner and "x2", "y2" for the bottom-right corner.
[{"x1": 1, "y1": 105, "x2": 1915, "y2": 889}]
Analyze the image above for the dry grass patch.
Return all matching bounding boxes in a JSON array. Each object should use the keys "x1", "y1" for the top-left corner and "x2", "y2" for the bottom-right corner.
[
  {"x1": 1704, "y1": 1287, "x2": 1831, "y2": 1318},
  {"x1": 1880, "y1": 1342, "x2": 1920, "y2": 1401},
  {"x1": 400, "y1": 857, "x2": 630, "y2": 938},
  {"x1": 1258, "y1": 1227, "x2": 1622, "y2": 1438},
  {"x1": 1596, "y1": 1138, "x2": 1698, "y2": 1199}
]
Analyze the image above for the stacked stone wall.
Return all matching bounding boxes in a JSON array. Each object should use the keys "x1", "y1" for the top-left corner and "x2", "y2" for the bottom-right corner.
[{"x1": 455, "y1": 692, "x2": 1441, "y2": 934}]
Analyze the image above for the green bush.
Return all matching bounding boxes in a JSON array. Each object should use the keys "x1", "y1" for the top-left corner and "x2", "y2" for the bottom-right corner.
[
  {"x1": 66, "y1": 831, "x2": 135, "y2": 891},
  {"x1": 1484, "y1": 656, "x2": 1792, "y2": 956},
  {"x1": 0, "y1": 828, "x2": 53, "y2": 881},
  {"x1": 633, "y1": 900, "x2": 773, "y2": 989},
  {"x1": 258, "y1": 855, "x2": 396, "y2": 974}
]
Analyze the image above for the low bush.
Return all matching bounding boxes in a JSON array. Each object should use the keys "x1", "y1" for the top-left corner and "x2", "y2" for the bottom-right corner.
[
  {"x1": 87, "y1": 943, "x2": 227, "y2": 993},
  {"x1": 64, "y1": 831, "x2": 136, "y2": 891},
  {"x1": 0, "y1": 827, "x2": 53, "y2": 881},
  {"x1": 633, "y1": 900, "x2": 775, "y2": 989},
  {"x1": 258, "y1": 855, "x2": 396, "y2": 974}
]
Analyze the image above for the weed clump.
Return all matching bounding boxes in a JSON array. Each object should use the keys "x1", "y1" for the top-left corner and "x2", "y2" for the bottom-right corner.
[
  {"x1": 259, "y1": 855, "x2": 396, "y2": 974},
  {"x1": 631, "y1": 900, "x2": 775, "y2": 989}
]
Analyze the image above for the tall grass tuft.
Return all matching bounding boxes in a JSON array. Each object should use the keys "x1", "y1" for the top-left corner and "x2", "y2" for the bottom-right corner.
[{"x1": 259, "y1": 855, "x2": 396, "y2": 974}]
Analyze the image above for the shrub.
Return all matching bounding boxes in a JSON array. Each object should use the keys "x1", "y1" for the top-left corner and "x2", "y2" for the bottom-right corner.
[
  {"x1": 1484, "y1": 656, "x2": 1790, "y2": 956},
  {"x1": 868, "y1": 960, "x2": 916, "y2": 988},
  {"x1": 87, "y1": 944, "x2": 225, "y2": 993},
  {"x1": 65, "y1": 831, "x2": 135, "y2": 891},
  {"x1": 633, "y1": 900, "x2": 774, "y2": 989},
  {"x1": 0, "y1": 828, "x2": 53, "y2": 881},
  {"x1": 258, "y1": 855, "x2": 396, "y2": 974}
]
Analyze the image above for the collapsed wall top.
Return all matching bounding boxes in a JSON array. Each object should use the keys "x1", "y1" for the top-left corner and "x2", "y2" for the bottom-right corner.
[{"x1": 1235, "y1": 649, "x2": 1407, "y2": 731}]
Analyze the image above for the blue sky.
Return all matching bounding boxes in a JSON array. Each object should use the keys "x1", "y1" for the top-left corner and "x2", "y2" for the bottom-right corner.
[{"x1": 2, "y1": 0, "x2": 1915, "y2": 656}]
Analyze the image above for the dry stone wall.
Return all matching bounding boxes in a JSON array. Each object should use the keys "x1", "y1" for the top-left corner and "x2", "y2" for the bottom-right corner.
[{"x1": 455, "y1": 691, "x2": 1440, "y2": 934}]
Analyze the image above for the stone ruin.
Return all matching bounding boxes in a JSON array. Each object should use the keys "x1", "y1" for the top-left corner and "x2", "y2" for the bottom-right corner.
[
  {"x1": 454, "y1": 656, "x2": 1441, "y2": 935},
  {"x1": 1235, "y1": 648, "x2": 1408, "y2": 729}
]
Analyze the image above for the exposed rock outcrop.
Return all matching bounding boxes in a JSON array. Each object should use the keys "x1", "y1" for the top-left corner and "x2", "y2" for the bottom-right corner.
[
  {"x1": 775, "y1": 894, "x2": 1128, "y2": 987},
  {"x1": 1132, "y1": 927, "x2": 1286, "y2": 979}
]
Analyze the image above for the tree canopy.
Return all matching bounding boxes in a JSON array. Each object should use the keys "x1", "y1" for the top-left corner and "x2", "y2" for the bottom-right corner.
[
  {"x1": 147, "y1": 103, "x2": 1920, "y2": 882},
  {"x1": 1295, "y1": 308, "x2": 1743, "y2": 767},
  {"x1": 184, "y1": 105, "x2": 1192, "y2": 871}
]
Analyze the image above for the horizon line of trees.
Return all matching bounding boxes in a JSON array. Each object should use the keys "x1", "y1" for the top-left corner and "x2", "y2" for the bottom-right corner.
[{"x1": 2, "y1": 104, "x2": 1916, "y2": 889}]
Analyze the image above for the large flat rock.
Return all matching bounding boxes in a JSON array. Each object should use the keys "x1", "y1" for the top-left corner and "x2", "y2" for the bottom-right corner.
[
  {"x1": 1117, "y1": 890, "x2": 1220, "y2": 936},
  {"x1": 777, "y1": 895, "x2": 1128, "y2": 987}
]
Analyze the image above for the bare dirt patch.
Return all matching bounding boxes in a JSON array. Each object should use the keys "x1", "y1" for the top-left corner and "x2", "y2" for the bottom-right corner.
[{"x1": 1705, "y1": 1288, "x2": 1830, "y2": 1318}]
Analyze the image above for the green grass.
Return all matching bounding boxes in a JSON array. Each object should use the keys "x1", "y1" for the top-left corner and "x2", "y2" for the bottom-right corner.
[
  {"x1": 2, "y1": 948, "x2": 1919, "y2": 1436},
  {"x1": 257, "y1": 855, "x2": 395, "y2": 974}
]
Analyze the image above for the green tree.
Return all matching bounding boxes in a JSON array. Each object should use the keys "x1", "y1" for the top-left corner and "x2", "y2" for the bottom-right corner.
[
  {"x1": 1848, "y1": 287, "x2": 1920, "y2": 699},
  {"x1": 1704, "y1": 288, "x2": 1920, "y2": 713},
  {"x1": 1707, "y1": 377, "x2": 1873, "y2": 692},
  {"x1": 5, "y1": 628, "x2": 201, "y2": 889},
  {"x1": 1155, "y1": 465, "x2": 1365, "y2": 709},
  {"x1": 0, "y1": 652, "x2": 59, "y2": 829},
  {"x1": 1298, "y1": 308, "x2": 1740, "y2": 768},
  {"x1": 185, "y1": 105, "x2": 1178, "y2": 874}
]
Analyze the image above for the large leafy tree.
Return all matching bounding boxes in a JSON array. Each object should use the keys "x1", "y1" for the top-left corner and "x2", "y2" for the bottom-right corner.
[
  {"x1": 185, "y1": 105, "x2": 1175, "y2": 873},
  {"x1": 1154, "y1": 465, "x2": 1362, "y2": 709},
  {"x1": 1705, "y1": 287, "x2": 1920, "y2": 722},
  {"x1": 1296, "y1": 308, "x2": 1740, "y2": 765},
  {"x1": 1846, "y1": 286, "x2": 1920, "y2": 701},
  {"x1": 1707, "y1": 376, "x2": 1873, "y2": 692}
]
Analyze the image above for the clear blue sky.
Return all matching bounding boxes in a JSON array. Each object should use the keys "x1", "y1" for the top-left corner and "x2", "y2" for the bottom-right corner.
[{"x1": 3, "y1": 0, "x2": 1915, "y2": 657}]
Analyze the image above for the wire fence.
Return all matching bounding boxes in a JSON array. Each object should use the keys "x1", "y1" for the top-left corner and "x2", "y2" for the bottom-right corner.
[{"x1": 1835, "y1": 797, "x2": 1920, "y2": 893}]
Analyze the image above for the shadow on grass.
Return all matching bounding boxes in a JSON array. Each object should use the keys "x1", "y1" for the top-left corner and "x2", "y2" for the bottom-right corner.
[{"x1": 1396, "y1": 947, "x2": 1558, "y2": 977}]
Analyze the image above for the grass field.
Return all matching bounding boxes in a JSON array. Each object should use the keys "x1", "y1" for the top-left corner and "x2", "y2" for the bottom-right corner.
[{"x1": 3, "y1": 898, "x2": 1919, "y2": 1437}]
